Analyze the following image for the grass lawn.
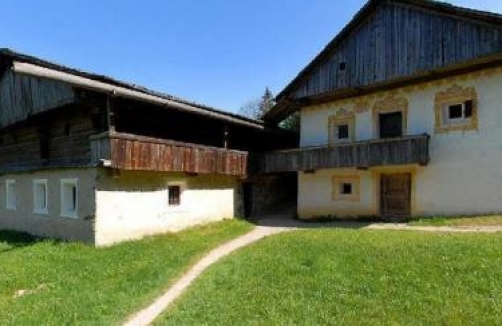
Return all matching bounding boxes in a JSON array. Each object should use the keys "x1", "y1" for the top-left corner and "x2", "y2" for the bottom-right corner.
[
  {"x1": 159, "y1": 229, "x2": 502, "y2": 325},
  {"x1": 0, "y1": 219, "x2": 252, "y2": 325},
  {"x1": 410, "y1": 215, "x2": 502, "y2": 227}
]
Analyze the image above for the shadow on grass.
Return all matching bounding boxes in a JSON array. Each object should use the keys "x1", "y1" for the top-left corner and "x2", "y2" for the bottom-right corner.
[
  {"x1": 0, "y1": 230, "x2": 43, "y2": 253},
  {"x1": 251, "y1": 216, "x2": 378, "y2": 230}
]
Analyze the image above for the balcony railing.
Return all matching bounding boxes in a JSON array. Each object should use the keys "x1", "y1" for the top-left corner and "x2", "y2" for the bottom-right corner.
[
  {"x1": 91, "y1": 132, "x2": 248, "y2": 177},
  {"x1": 251, "y1": 134, "x2": 430, "y2": 174}
]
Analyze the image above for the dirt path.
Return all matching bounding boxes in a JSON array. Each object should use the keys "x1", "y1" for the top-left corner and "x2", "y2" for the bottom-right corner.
[{"x1": 122, "y1": 225, "x2": 293, "y2": 326}]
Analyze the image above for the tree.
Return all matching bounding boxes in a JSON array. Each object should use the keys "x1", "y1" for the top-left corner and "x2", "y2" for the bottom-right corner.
[
  {"x1": 279, "y1": 113, "x2": 300, "y2": 132},
  {"x1": 238, "y1": 87, "x2": 276, "y2": 120}
]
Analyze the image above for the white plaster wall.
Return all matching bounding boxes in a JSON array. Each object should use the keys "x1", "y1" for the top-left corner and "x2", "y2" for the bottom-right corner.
[
  {"x1": 0, "y1": 168, "x2": 96, "y2": 242},
  {"x1": 299, "y1": 69, "x2": 502, "y2": 217},
  {"x1": 95, "y1": 170, "x2": 238, "y2": 246},
  {"x1": 298, "y1": 169, "x2": 375, "y2": 218}
]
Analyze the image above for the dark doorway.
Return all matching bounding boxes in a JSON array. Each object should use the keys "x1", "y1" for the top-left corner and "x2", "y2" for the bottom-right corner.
[
  {"x1": 379, "y1": 112, "x2": 403, "y2": 139},
  {"x1": 380, "y1": 174, "x2": 412, "y2": 217},
  {"x1": 243, "y1": 182, "x2": 253, "y2": 218}
]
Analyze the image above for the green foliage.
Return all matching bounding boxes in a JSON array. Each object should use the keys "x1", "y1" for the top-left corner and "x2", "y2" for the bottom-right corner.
[
  {"x1": 0, "y1": 220, "x2": 253, "y2": 325},
  {"x1": 160, "y1": 230, "x2": 502, "y2": 325},
  {"x1": 279, "y1": 112, "x2": 300, "y2": 131}
]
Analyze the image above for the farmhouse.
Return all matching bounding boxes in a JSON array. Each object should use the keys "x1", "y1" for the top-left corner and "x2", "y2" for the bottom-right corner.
[
  {"x1": 262, "y1": 0, "x2": 502, "y2": 219},
  {"x1": 0, "y1": 49, "x2": 294, "y2": 245}
]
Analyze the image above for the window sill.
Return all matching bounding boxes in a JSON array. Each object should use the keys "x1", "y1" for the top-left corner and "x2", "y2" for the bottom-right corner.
[
  {"x1": 61, "y1": 212, "x2": 79, "y2": 219},
  {"x1": 33, "y1": 209, "x2": 49, "y2": 216},
  {"x1": 6, "y1": 207, "x2": 17, "y2": 211}
]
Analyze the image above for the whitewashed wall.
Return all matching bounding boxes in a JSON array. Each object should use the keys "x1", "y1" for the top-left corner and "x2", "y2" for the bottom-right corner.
[{"x1": 94, "y1": 170, "x2": 238, "y2": 246}]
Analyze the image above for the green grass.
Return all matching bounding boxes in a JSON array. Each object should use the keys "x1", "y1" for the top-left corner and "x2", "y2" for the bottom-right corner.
[
  {"x1": 410, "y1": 215, "x2": 502, "y2": 227},
  {"x1": 159, "y1": 229, "x2": 502, "y2": 325},
  {"x1": 0, "y1": 219, "x2": 253, "y2": 325}
]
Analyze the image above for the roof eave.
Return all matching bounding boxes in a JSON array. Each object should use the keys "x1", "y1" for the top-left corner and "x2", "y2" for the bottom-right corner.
[{"x1": 265, "y1": 52, "x2": 502, "y2": 123}]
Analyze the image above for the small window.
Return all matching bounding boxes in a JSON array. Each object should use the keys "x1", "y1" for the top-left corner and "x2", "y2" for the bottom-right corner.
[
  {"x1": 332, "y1": 175, "x2": 360, "y2": 202},
  {"x1": 447, "y1": 104, "x2": 463, "y2": 120},
  {"x1": 339, "y1": 62, "x2": 347, "y2": 71},
  {"x1": 5, "y1": 180, "x2": 16, "y2": 211},
  {"x1": 61, "y1": 179, "x2": 78, "y2": 218},
  {"x1": 444, "y1": 101, "x2": 473, "y2": 124},
  {"x1": 33, "y1": 179, "x2": 48, "y2": 215},
  {"x1": 168, "y1": 185, "x2": 181, "y2": 206},
  {"x1": 337, "y1": 124, "x2": 349, "y2": 140},
  {"x1": 340, "y1": 183, "x2": 353, "y2": 195}
]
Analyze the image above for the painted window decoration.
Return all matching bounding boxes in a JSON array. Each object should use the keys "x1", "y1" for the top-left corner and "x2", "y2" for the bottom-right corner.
[
  {"x1": 332, "y1": 175, "x2": 360, "y2": 202},
  {"x1": 5, "y1": 180, "x2": 16, "y2": 211},
  {"x1": 168, "y1": 185, "x2": 181, "y2": 206},
  {"x1": 61, "y1": 179, "x2": 78, "y2": 218},
  {"x1": 435, "y1": 85, "x2": 478, "y2": 133},
  {"x1": 33, "y1": 179, "x2": 49, "y2": 215},
  {"x1": 329, "y1": 108, "x2": 355, "y2": 145}
]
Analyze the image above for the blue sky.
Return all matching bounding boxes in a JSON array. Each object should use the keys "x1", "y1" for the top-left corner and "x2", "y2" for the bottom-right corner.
[{"x1": 1, "y1": 1, "x2": 502, "y2": 113}]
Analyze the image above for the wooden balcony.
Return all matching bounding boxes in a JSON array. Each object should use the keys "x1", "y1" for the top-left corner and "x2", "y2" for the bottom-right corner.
[
  {"x1": 251, "y1": 135, "x2": 430, "y2": 174},
  {"x1": 91, "y1": 132, "x2": 248, "y2": 177}
]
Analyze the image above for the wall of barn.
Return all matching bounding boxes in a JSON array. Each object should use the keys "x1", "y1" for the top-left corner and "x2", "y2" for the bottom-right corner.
[
  {"x1": 0, "y1": 168, "x2": 96, "y2": 243},
  {"x1": 94, "y1": 169, "x2": 240, "y2": 246}
]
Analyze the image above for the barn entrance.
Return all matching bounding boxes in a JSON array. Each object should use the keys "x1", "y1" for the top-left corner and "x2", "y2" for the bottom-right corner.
[{"x1": 243, "y1": 172, "x2": 297, "y2": 220}]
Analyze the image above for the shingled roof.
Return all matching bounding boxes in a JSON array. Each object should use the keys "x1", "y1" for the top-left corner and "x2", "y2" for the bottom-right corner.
[{"x1": 0, "y1": 48, "x2": 265, "y2": 129}]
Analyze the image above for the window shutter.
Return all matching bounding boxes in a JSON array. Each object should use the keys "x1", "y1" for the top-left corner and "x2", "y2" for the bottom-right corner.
[{"x1": 464, "y1": 100, "x2": 474, "y2": 118}]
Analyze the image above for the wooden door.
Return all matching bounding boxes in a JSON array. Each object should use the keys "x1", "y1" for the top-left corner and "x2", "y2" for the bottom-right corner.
[{"x1": 380, "y1": 174, "x2": 411, "y2": 217}]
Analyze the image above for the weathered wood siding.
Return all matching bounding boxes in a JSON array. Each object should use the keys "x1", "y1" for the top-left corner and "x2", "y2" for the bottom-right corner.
[
  {"x1": 92, "y1": 132, "x2": 248, "y2": 177},
  {"x1": 294, "y1": 2, "x2": 502, "y2": 99},
  {"x1": 0, "y1": 106, "x2": 97, "y2": 170},
  {"x1": 253, "y1": 135, "x2": 429, "y2": 173},
  {"x1": 0, "y1": 69, "x2": 76, "y2": 128}
]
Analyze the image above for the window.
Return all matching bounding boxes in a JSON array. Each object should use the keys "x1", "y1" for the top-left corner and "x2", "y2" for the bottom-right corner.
[
  {"x1": 332, "y1": 175, "x2": 360, "y2": 202},
  {"x1": 341, "y1": 183, "x2": 353, "y2": 195},
  {"x1": 379, "y1": 112, "x2": 403, "y2": 139},
  {"x1": 434, "y1": 85, "x2": 478, "y2": 134},
  {"x1": 444, "y1": 101, "x2": 474, "y2": 124},
  {"x1": 60, "y1": 179, "x2": 78, "y2": 218},
  {"x1": 329, "y1": 109, "x2": 355, "y2": 145},
  {"x1": 339, "y1": 62, "x2": 347, "y2": 71},
  {"x1": 33, "y1": 179, "x2": 48, "y2": 215},
  {"x1": 337, "y1": 124, "x2": 349, "y2": 140},
  {"x1": 5, "y1": 180, "x2": 16, "y2": 211},
  {"x1": 168, "y1": 185, "x2": 181, "y2": 206}
]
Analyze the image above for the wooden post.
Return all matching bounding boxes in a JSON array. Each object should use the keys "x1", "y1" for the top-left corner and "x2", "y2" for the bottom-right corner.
[
  {"x1": 223, "y1": 124, "x2": 230, "y2": 149},
  {"x1": 106, "y1": 94, "x2": 116, "y2": 133}
]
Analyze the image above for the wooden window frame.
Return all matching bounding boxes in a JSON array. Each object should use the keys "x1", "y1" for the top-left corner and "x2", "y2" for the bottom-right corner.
[
  {"x1": 328, "y1": 109, "x2": 355, "y2": 145},
  {"x1": 5, "y1": 179, "x2": 16, "y2": 211},
  {"x1": 435, "y1": 85, "x2": 478, "y2": 134},
  {"x1": 372, "y1": 95, "x2": 408, "y2": 139},
  {"x1": 33, "y1": 179, "x2": 49, "y2": 215},
  {"x1": 60, "y1": 178, "x2": 79, "y2": 219},
  {"x1": 332, "y1": 175, "x2": 360, "y2": 202},
  {"x1": 167, "y1": 183, "x2": 183, "y2": 207}
]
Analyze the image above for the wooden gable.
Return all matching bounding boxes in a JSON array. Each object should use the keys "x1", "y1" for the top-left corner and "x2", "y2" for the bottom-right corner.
[{"x1": 280, "y1": 0, "x2": 502, "y2": 101}]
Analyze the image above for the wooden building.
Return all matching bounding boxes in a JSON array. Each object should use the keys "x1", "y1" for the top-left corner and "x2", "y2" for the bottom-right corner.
[
  {"x1": 261, "y1": 0, "x2": 502, "y2": 219},
  {"x1": 0, "y1": 49, "x2": 295, "y2": 245}
]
